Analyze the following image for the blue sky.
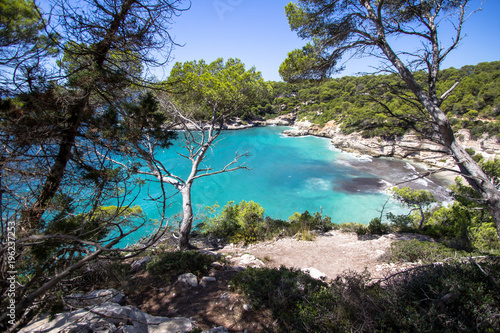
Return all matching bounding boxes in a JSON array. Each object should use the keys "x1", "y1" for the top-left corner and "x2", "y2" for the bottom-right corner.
[{"x1": 161, "y1": 0, "x2": 500, "y2": 81}]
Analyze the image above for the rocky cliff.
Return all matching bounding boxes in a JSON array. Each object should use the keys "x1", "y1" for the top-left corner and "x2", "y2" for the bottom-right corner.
[{"x1": 277, "y1": 114, "x2": 500, "y2": 169}]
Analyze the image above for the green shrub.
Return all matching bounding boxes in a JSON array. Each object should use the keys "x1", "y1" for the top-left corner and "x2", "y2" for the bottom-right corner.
[
  {"x1": 231, "y1": 258, "x2": 500, "y2": 332},
  {"x1": 379, "y1": 257, "x2": 500, "y2": 332},
  {"x1": 469, "y1": 222, "x2": 500, "y2": 254},
  {"x1": 146, "y1": 250, "x2": 218, "y2": 281},
  {"x1": 230, "y1": 266, "x2": 326, "y2": 330},
  {"x1": 288, "y1": 211, "x2": 335, "y2": 235},
  {"x1": 297, "y1": 270, "x2": 381, "y2": 333},
  {"x1": 386, "y1": 239, "x2": 472, "y2": 263},
  {"x1": 367, "y1": 217, "x2": 389, "y2": 234},
  {"x1": 386, "y1": 212, "x2": 417, "y2": 233},
  {"x1": 201, "y1": 201, "x2": 335, "y2": 245},
  {"x1": 338, "y1": 222, "x2": 368, "y2": 235}
]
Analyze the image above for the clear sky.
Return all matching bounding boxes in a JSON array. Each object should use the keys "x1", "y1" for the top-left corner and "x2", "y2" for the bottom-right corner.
[{"x1": 161, "y1": 0, "x2": 500, "y2": 82}]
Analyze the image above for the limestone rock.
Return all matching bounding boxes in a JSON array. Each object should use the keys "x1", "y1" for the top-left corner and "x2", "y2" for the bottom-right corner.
[
  {"x1": 230, "y1": 254, "x2": 265, "y2": 268},
  {"x1": 143, "y1": 313, "x2": 194, "y2": 333},
  {"x1": 200, "y1": 276, "x2": 217, "y2": 286},
  {"x1": 19, "y1": 303, "x2": 193, "y2": 333},
  {"x1": 65, "y1": 289, "x2": 125, "y2": 308},
  {"x1": 282, "y1": 129, "x2": 309, "y2": 137},
  {"x1": 177, "y1": 272, "x2": 198, "y2": 287},
  {"x1": 265, "y1": 113, "x2": 296, "y2": 126},
  {"x1": 302, "y1": 267, "x2": 327, "y2": 280},
  {"x1": 131, "y1": 256, "x2": 151, "y2": 273}
]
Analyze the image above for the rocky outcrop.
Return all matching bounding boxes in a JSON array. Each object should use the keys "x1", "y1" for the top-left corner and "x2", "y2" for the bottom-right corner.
[
  {"x1": 21, "y1": 289, "x2": 194, "y2": 333},
  {"x1": 65, "y1": 288, "x2": 125, "y2": 309},
  {"x1": 19, "y1": 303, "x2": 194, "y2": 333},
  {"x1": 264, "y1": 112, "x2": 296, "y2": 126},
  {"x1": 455, "y1": 128, "x2": 500, "y2": 160},
  {"x1": 279, "y1": 118, "x2": 499, "y2": 168},
  {"x1": 329, "y1": 130, "x2": 456, "y2": 168},
  {"x1": 178, "y1": 272, "x2": 199, "y2": 287}
]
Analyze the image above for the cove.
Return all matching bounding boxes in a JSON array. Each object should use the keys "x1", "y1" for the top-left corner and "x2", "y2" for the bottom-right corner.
[{"x1": 131, "y1": 126, "x2": 450, "y2": 241}]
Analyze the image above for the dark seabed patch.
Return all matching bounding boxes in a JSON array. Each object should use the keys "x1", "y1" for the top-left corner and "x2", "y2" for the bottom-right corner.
[
  {"x1": 333, "y1": 156, "x2": 454, "y2": 201},
  {"x1": 336, "y1": 177, "x2": 384, "y2": 194}
]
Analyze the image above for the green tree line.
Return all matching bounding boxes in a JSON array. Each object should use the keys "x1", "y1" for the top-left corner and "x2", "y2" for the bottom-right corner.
[{"x1": 244, "y1": 61, "x2": 500, "y2": 140}]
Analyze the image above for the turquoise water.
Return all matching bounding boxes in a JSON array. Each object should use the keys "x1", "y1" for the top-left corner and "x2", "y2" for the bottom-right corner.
[{"x1": 131, "y1": 126, "x2": 412, "y2": 242}]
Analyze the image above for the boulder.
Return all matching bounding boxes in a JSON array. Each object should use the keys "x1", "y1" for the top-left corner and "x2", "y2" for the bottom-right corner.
[
  {"x1": 130, "y1": 256, "x2": 151, "y2": 273},
  {"x1": 301, "y1": 267, "x2": 327, "y2": 280},
  {"x1": 200, "y1": 276, "x2": 217, "y2": 286},
  {"x1": 177, "y1": 273, "x2": 198, "y2": 287},
  {"x1": 143, "y1": 313, "x2": 194, "y2": 333},
  {"x1": 229, "y1": 254, "x2": 265, "y2": 268}
]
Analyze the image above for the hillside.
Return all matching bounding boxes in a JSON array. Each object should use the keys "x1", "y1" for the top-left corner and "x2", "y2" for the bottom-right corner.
[{"x1": 243, "y1": 61, "x2": 500, "y2": 141}]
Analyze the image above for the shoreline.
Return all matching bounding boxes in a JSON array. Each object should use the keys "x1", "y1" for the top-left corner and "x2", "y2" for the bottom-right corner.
[
  {"x1": 222, "y1": 122, "x2": 458, "y2": 201},
  {"x1": 221, "y1": 116, "x2": 499, "y2": 176}
]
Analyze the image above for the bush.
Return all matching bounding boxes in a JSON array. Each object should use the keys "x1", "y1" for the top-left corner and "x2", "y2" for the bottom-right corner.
[
  {"x1": 338, "y1": 222, "x2": 368, "y2": 235},
  {"x1": 286, "y1": 211, "x2": 335, "y2": 240},
  {"x1": 386, "y1": 212, "x2": 417, "y2": 233},
  {"x1": 230, "y1": 266, "x2": 326, "y2": 330},
  {"x1": 231, "y1": 258, "x2": 500, "y2": 332},
  {"x1": 201, "y1": 201, "x2": 335, "y2": 245},
  {"x1": 146, "y1": 250, "x2": 219, "y2": 281},
  {"x1": 379, "y1": 257, "x2": 500, "y2": 332},
  {"x1": 469, "y1": 222, "x2": 500, "y2": 254},
  {"x1": 297, "y1": 270, "x2": 380, "y2": 333},
  {"x1": 367, "y1": 217, "x2": 389, "y2": 234},
  {"x1": 386, "y1": 239, "x2": 472, "y2": 263}
]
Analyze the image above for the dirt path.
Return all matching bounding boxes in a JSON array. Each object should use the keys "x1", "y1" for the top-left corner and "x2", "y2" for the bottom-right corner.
[{"x1": 217, "y1": 231, "x2": 430, "y2": 279}]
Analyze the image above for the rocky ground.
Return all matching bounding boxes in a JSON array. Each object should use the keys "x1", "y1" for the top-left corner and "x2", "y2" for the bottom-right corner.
[
  {"x1": 21, "y1": 231, "x2": 433, "y2": 333},
  {"x1": 128, "y1": 231, "x2": 433, "y2": 332}
]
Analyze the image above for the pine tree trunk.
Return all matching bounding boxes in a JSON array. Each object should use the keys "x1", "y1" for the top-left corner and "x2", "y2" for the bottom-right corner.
[
  {"x1": 391, "y1": 52, "x2": 500, "y2": 237},
  {"x1": 373, "y1": 35, "x2": 500, "y2": 239}
]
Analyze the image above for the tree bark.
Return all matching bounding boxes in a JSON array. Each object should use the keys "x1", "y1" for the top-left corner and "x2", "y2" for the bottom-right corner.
[
  {"x1": 22, "y1": 97, "x2": 88, "y2": 231},
  {"x1": 22, "y1": 0, "x2": 137, "y2": 232},
  {"x1": 178, "y1": 184, "x2": 194, "y2": 250}
]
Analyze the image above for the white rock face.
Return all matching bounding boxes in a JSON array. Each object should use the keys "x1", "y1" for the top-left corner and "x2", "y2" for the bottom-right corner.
[
  {"x1": 272, "y1": 115, "x2": 499, "y2": 168},
  {"x1": 264, "y1": 113, "x2": 296, "y2": 126},
  {"x1": 282, "y1": 129, "x2": 310, "y2": 137}
]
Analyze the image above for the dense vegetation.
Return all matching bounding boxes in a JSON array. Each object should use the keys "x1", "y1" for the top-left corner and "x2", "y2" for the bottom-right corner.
[
  {"x1": 244, "y1": 61, "x2": 500, "y2": 139},
  {"x1": 199, "y1": 200, "x2": 335, "y2": 244},
  {"x1": 230, "y1": 257, "x2": 500, "y2": 332}
]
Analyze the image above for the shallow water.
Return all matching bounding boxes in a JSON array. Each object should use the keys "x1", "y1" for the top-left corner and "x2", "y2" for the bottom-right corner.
[{"x1": 129, "y1": 126, "x2": 451, "y2": 243}]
